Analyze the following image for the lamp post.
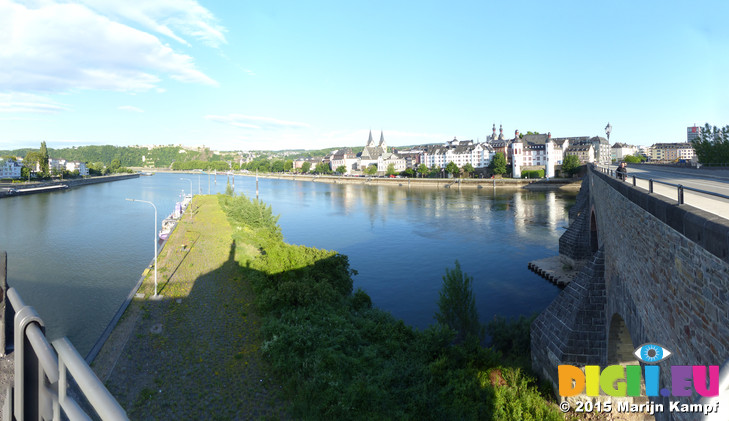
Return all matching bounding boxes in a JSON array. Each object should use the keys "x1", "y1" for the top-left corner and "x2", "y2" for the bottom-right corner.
[
  {"x1": 180, "y1": 178, "x2": 192, "y2": 197},
  {"x1": 180, "y1": 178, "x2": 193, "y2": 220},
  {"x1": 126, "y1": 198, "x2": 158, "y2": 297},
  {"x1": 605, "y1": 122, "x2": 612, "y2": 141}
]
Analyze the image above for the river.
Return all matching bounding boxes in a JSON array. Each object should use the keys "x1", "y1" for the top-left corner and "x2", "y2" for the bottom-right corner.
[{"x1": 0, "y1": 172, "x2": 575, "y2": 355}]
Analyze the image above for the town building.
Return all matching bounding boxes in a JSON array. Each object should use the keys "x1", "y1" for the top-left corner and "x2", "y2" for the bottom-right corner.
[
  {"x1": 0, "y1": 158, "x2": 23, "y2": 179},
  {"x1": 687, "y1": 125, "x2": 702, "y2": 142},
  {"x1": 329, "y1": 148, "x2": 358, "y2": 174},
  {"x1": 421, "y1": 138, "x2": 493, "y2": 171},
  {"x1": 571, "y1": 136, "x2": 610, "y2": 165},
  {"x1": 564, "y1": 144, "x2": 595, "y2": 164},
  {"x1": 650, "y1": 143, "x2": 695, "y2": 162},
  {"x1": 611, "y1": 143, "x2": 639, "y2": 161}
]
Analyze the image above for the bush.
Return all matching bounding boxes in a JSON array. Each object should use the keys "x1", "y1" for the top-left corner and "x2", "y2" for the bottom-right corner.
[
  {"x1": 487, "y1": 314, "x2": 537, "y2": 359},
  {"x1": 520, "y1": 169, "x2": 545, "y2": 179}
]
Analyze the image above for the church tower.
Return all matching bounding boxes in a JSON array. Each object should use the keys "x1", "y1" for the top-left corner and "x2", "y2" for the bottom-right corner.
[
  {"x1": 378, "y1": 130, "x2": 387, "y2": 153},
  {"x1": 366, "y1": 130, "x2": 375, "y2": 147},
  {"x1": 511, "y1": 130, "x2": 522, "y2": 178}
]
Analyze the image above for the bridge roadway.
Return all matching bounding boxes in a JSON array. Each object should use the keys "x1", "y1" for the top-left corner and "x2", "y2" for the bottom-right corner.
[{"x1": 608, "y1": 164, "x2": 729, "y2": 217}]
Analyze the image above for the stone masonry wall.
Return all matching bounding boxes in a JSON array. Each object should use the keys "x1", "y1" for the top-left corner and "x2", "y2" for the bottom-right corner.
[{"x1": 591, "y1": 170, "x2": 729, "y2": 421}]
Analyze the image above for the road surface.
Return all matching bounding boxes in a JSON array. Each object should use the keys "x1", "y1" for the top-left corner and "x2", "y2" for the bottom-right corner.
[{"x1": 606, "y1": 164, "x2": 729, "y2": 218}]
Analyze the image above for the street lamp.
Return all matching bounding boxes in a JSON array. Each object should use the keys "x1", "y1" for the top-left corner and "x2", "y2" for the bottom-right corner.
[
  {"x1": 180, "y1": 178, "x2": 193, "y2": 197},
  {"x1": 605, "y1": 122, "x2": 612, "y2": 141},
  {"x1": 126, "y1": 198, "x2": 159, "y2": 297}
]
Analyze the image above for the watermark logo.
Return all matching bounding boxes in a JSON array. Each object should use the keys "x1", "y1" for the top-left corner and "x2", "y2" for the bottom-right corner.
[{"x1": 559, "y1": 344, "x2": 719, "y2": 398}]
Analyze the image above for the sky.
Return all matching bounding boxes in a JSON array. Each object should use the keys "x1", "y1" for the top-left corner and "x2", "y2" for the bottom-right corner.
[{"x1": 1, "y1": 0, "x2": 728, "y2": 152}]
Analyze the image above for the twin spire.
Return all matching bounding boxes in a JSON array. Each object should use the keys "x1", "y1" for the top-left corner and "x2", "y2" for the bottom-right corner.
[{"x1": 366, "y1": 130, "x2": 386, "y2": 149}]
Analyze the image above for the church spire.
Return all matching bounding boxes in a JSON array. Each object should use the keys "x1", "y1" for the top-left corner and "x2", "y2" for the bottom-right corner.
[
  {"x1": 367, "y1": 130, "x2": 374, "y2": 147},
  {"x1": 379, "y1": 130, "x2": 386, "y2": 152}
]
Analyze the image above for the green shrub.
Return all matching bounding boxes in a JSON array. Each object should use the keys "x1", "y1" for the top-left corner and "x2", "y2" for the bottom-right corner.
[{"x1": 520, "y1": 169, "x2": 545, "y2": 179}]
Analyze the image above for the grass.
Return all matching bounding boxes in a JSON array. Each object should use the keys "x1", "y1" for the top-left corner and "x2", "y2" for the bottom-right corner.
[{"x1": 96, "y1": 195, "x2": 290, "y2": 419}]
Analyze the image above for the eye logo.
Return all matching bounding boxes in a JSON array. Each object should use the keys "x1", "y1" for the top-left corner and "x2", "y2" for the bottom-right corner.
[{"x1": 634, "y1": 343, "x2": 672, "y2": 364}]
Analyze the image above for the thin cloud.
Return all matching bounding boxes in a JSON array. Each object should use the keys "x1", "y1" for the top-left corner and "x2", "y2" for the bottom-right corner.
[
  {"x1": 79, "y1": 0, "x2": 227, "y2": 48},
  {"x1": 0, "y1": 93, "x2": 70, "y2": 113},
  {"x1": 205, "y1": 114, "x2": 310, "y2": 130},
  {"x1": 0, "y1": 1, "x2": 217, "y2": 93},
  {"x1": 118, "y1": 105, "x2": 144, "y2": 113}
]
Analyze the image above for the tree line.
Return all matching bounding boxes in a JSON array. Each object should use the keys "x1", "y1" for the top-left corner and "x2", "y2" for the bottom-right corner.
[{"x1": 691, "y1": 123, "x2": 729, "y2": 164}]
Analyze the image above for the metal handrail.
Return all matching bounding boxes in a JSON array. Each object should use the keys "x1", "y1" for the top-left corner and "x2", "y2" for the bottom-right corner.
[
  {"x1": 6, "y1": 287, "x2": 128, "y2": 421},
  {"x1": 594, "y1": 164, "x2": 729, "y2": 205}
]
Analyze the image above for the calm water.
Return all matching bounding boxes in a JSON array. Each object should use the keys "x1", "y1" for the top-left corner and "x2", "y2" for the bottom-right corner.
[{"x1": 0, "y1": 173, "x2": 575, "y2": 355}]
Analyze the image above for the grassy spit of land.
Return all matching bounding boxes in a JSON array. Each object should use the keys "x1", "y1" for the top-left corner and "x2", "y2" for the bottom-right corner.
[{"x1": 93, "y1": 191, "x2": 564, "y2": 420}]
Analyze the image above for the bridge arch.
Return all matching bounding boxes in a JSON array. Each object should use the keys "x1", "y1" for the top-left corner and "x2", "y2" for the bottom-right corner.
[{"x1": 607, "y1": 313, "x2": 638, "y2": 365}]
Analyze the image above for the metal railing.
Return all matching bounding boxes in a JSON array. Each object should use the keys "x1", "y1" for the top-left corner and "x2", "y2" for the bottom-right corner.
[
  {"x1": 594, "y1": 165, "x2": 729, "y2": 206},
  {"x1": 5, "y1": 286, "x2": 128, "y2": 421}
]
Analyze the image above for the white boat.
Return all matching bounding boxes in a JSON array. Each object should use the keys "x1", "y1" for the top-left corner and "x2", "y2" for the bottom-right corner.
[{"x1": 158, "y1": 216, "x2": 177, "y2": 241}]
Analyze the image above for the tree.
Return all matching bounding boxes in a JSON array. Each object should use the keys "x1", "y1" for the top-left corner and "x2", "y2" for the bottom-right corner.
[
  {"x1": 314, "y1": 162, "x2": 331, "y2": 174},
  {"x1": 403, "y1": 168, "x2": 415, "y2": 178},
  {"x1": 284, "y1": 159, "x2": 294, "y2": 172},
  {"x1": 417, "y1": 164, "x2": 429, "y2": 178},
  {"x1": 623, "y1": 154, "x2": 645, "y2": 164},
  {"x1": 110, "y1": 159, "x2": 121, "y2": 171},
  {"x1": 336, "y1": 165, "x2": 347, "y2": 174},
  {"x1": 271, "y1": 160, "x2": 285, "y2": 173},
  {"x1": 428, "y1": 165, "x2": 441, "y2": 178},
  {"x1": 445, "y1": 161, "x2": 459, "y2": 177},
  {"x1": 386, "y1": 163, "x2": 396, "y2": 176},
  {"x1": 691, "y1": 123, "x2": 729, "y2": 164},
  {"x1": 434, "y1": 260, "x2": 484, "y2": 344},
  {"x1": 301, "y1": 161, "x2": 311, "y2": 173},
  {"x1": 462, "y1": 163, "x2": 475, "y2": 178},
  {"x1": 365, "y1": 165, "x2": 377, "y2": 176},
  {"x1": 39, "y1": 141, "x2": 49, "y2": 175},
  {"x1": 489, "y1": 152, "x2": 507, "y2": 176},
  {"x1": 562, "y1": 154, "x2": 580, "y2": 176}
]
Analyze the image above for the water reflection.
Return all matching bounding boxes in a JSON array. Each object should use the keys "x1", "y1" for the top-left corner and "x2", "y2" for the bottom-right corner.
[{"x1": 0, "y1": 174, "x2": 576, "y2": 354}]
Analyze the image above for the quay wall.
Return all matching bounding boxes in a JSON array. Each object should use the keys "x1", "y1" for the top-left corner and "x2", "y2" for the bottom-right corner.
[{"x1": 0, "y1": 173, "x2": 139, "y2": 198}]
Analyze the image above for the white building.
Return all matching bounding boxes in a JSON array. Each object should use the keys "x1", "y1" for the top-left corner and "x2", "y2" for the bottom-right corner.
[
  {"x1": 37, "y1": 158, "x2": 89, "y2": 176},
  {"x1": 611, "y1": 143, "x2": 639, "y2": 161},
  {"x1": 329, "y1": 148, "x2": 358, "y2": 174},
  {"x1": 421, "y1": 138, "x2": 493, "y2": 170},
  {"x1": 0, "y1": 159, "x2": 23, "y2": 179}
]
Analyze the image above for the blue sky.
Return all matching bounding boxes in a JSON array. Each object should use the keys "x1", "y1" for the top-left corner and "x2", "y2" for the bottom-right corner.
[{"x1": 1, "y1": 0, "x2": 727, "y2": 151}]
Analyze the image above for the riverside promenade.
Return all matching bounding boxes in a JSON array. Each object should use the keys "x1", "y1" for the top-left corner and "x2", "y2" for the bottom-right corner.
[
  {"x1": 0, "y1": 173, "x2": 139, "y2": 198},
  {"x1": 91, "y1": 195, "x2": 289, "y2": 419}
]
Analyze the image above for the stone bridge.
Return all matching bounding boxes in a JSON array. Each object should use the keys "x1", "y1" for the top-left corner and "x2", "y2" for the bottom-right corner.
[{"x1": 531, "y1": 166, "x2": 729, "y2": 420}]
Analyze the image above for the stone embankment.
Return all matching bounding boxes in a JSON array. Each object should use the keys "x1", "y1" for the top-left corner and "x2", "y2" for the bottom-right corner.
[
  {"x1": 244, "y1": 173, "x2": 583, "y2": 190},
  {"x1": 0, "y1": 173, "x2": 139, "y2": 198}
]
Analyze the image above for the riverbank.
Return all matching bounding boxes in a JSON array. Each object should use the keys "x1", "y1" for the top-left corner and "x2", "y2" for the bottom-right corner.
[
  {"x1": 243, "y1": 172, "x2": 583, "y2": 191},
  {"x1": 91, "y1": 195, "x2": 290, "y2": 419},
  {"x1": 0, "y1": 173, "x2": 139, "y2": 198}
]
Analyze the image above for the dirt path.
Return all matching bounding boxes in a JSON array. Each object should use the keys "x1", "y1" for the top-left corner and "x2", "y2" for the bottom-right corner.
[{"x1": 92, "y1": 195, "x2": 290, "y2": 420}]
